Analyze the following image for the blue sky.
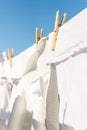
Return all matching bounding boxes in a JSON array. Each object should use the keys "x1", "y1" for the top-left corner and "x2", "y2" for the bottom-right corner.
[{"x1": 0, "y1": 0, "x2": 87, "y2": 56}]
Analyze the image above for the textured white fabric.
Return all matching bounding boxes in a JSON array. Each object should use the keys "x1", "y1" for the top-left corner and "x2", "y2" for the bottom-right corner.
[
  {"x1": 45, "y1": 64, "x2": 59, "y2": 130},
  {"x1": 40, "y1": 64, "x2": 60, "y2": 130}
]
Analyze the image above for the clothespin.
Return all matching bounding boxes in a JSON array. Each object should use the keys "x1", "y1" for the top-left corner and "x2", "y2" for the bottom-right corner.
[
  {"x1": 36, "y1": 27, "x2": 38, "y2": 47},
  {"x1": 36, "y1": 27, "x2": 43, "y2": 46},
  {"x1": 60, "y1": 13, "x2": 67, "y2": 26},
  {"x1": 40, "y1": 28, "x2": 43, "y2": 39},
  {"x1": 7, "y1": 48, "x2": 13, "y2": 68},
  {"x1": 11, "y1": 48, "x2": 14, "y2": 58},
  {"x1": 51, "y1": 11, "x2": 67, "y2": 51},
  {"x1": 51, "y1": 10, "x2": 60, "y2": 51}
]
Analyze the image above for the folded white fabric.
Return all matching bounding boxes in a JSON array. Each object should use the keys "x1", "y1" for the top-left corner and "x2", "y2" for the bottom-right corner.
[
  {"x1": 21, "y1": 37, "x2": 46, "y2": 77},
  {"x1": 47, "y1": 40, "x2": 87, "y2": 65}
]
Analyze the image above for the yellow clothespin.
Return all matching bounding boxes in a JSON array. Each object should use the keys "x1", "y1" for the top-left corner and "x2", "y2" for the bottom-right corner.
[
  {"x1": 36, "y1": 27, "x2": 39, "y2": 47},
  {"x1": 61, "y1": 13, "x2": 67, "y2": 26},
  {"x1": 51, "y1": 11, "x2": 67, "y2": 51},
  {"x1": 7, "y1": 48, "x2": 13, "y2": 68},
  {"x1": 11, "y1": 48, "x2": 14, "y2": 58},
  {"x1": 51, "y1": 10, "x2": 60, "y2": 51},
  {"x1": 36, "y1": 27, "x2": 43, "y2": 47}
]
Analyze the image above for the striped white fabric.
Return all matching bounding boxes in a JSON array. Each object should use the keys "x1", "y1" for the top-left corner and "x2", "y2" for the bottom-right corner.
[{"x1": 45, "y1": 64, "x2": 60, "y2": 130}]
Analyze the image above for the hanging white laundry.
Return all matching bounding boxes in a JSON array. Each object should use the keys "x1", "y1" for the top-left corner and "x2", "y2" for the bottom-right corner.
[
  {"x1": 7, "y1": 67, "x2": 46, "y2": 130},
  {"x1": 46, "y1": 40, "x2": 87, "y2": 130},
  {"x1": 30, "y1": 39, "x2": 60, "y2": 130},
  {"x1": 0, "y1": 8, "x2": 87, "y2": 130},
  {"x1": 6, "y1": 37, "x2": 47, "y2": 130},
  {"x1": 7, "y1": 37, "x2": 50, "y2": 130},
  {"x1": 7, "y1": 37, "x2": 47, "y2": 112}
]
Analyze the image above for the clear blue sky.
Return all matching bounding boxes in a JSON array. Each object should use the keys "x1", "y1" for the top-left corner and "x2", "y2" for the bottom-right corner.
[{"x1": 0, "y1": 0, "x2": 87, "y2": 56}]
